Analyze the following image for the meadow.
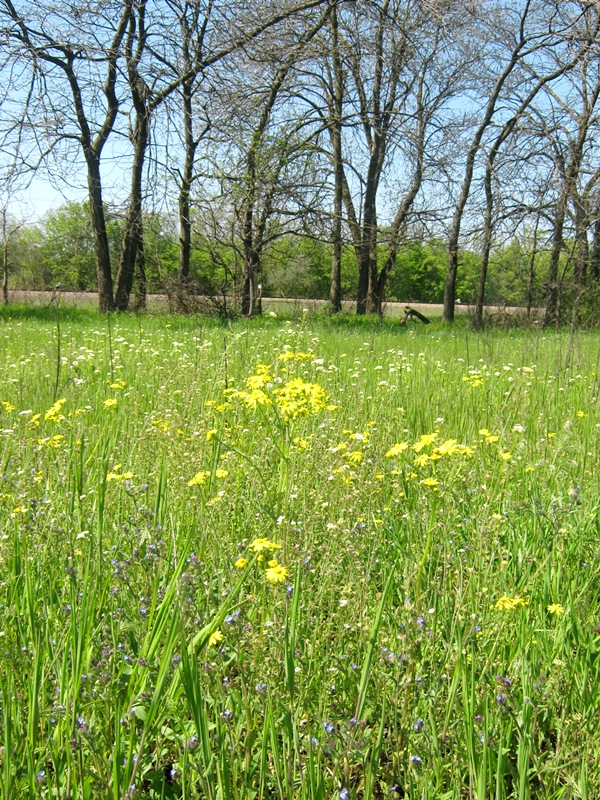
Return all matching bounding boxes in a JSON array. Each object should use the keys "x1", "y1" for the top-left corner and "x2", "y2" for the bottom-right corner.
[{"x1": 0, "y1": 305, "x2": 599, "y2": 799}]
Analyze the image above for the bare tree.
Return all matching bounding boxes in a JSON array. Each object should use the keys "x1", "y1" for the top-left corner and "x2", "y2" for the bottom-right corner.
[
  {"x1": 327, "y1": 0, "x2": 344, "y2": 312},
  {"x1": 303, "y1": 0, "x2": 475, "y2": 315},
  {"x1": 472, "y1": 21, "x2": 596, "y2": 328},
  {"x1": 441, "y1": 0, "x2": 581, "y2": 323},
  {"x1": 113, "y1": 0, "x2": 331, "y2": 311},
  {"x1": 1, "y1": 0, "x2": 133, "y2": 311}
]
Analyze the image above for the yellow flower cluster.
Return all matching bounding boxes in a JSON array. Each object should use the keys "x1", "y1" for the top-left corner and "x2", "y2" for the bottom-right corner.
[
  {"x1": 274, "y1": 378, "x2": 332, "y2": 422},
  {"x1": 494, "y1": 595, "x2": 528, "y2": 612},
  {"x1": 245, "y1": 364, "x2": 273, "y2": 391},
  {"x1": 385, "y1": 442, "x2": 409, "y2": 458},
  {"x1": 188, "y1": 470, "x2": 210, "y2": 487},
  {"x1": 107, "y1": 465, "x2": 133, "y2": 482},
  {"x1": 249, "y1": 537, "x2": 282, "y2": 553},
  {"x1": 277, "y1": 351, "x2": 315, "y2": 363},
  {"x1": 234, "y1": 539, "x2": 289, "y2": 585},
  {"x1": 479, "y1": 428, "x2": 499, "y2": 443},
  {"x1": 225, "y1": 363, "x2": 335, "y2": 424},
  {"x1": 44, "y1": 398, "x2": 66, "y2": 422},
  {"x1": 37, "y1": 434, "x2": 64, "y2": 449},
  {"x1": 413, "y1": 431, "x2": 440, "y2": 452},
  {"x1": 463, "y1": 372, "x2": 484, "y2": 388},
  {"x1": 385, "y1": 433, "x2": 474, "y2": 465}
]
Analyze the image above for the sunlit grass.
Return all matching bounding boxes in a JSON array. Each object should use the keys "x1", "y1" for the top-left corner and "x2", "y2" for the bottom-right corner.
[{"x1": 0, "y1": 306, "x2": 599, "y2": 798}]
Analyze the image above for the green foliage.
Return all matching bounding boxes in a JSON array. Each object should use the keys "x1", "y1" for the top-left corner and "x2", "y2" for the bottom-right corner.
[
  {"x1": 6, "y1": 224, "x2": 47, "y2": 290},
  {"x1": 41, "y1": 202, "x2": 99, "y2": 289},
  {"x1": 189, "y1": 234, "x2": 237, "y2": 296},
  {"x1": 142, "y1": 213, "x2": 179, "y2": 289},
  {"x1": 263, "y1": 236, "x2": 357, "y2": 299},
  {"x1": 4, "y1": 204, "x2": 599, "y2": 322},
  {"x1": 387, "y1": 241, "x2": 447, "y2": 303}
]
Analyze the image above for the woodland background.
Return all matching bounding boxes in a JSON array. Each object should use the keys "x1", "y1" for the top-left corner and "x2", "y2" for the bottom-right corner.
[{"x1": 2, "y1": 0, "x2": 600, "y2": 326}]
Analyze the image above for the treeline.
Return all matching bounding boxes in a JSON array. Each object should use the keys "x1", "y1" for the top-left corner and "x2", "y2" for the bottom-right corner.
[
  {"x1": 1, "y1": 1, "x2": 600, "y2": 325},
  {"x1": 4, "y1": 200, "x2": 564, "y2": 314}
]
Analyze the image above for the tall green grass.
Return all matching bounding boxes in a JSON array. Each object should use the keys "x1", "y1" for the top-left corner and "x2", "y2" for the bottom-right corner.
[{"x1": 0, "y1": 306, "x2": 599, "y2": 798}]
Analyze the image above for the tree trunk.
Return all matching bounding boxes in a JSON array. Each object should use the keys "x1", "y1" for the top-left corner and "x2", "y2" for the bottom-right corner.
[
  {"x1": 474, "y1": 156, "x2": 494, "y2": 329},
  {"x1": 115, "y1": 109, "x2": 149, "y2": 311},
  {"x1": 442, "y1": 4, "x2": 536, "y2": 323},
  {"x1": 574, "y1": 195, "x2": 589, "y2": 285},
  {"x1": 241, "y1": 249, "x2": 261, "y2": 317},
  {"x1": 365, "y1": 220, "x2": 379, "y2": 314},
  {"x1": 443, "y1": 183, "x2": 470, "y2": 324},
  {"x1": 370, "y1": 102, "x2": 425, "y2": 318},
  {"x1": 2, "y1": 217, "x2": 8, "y2": 305},
  {"x1": 133, "y1": 226, "x2": 147, "y2": 310},
  {"x1": 526, "y1": 216, "x2": 539, "y2": 321},
  {"x1": 86, "y1": 154, "x2": 115, "y2": 312},
  {"x1": 373, "y1": 247, "x2": 396, "y2": 317},
  {"x1": 328, "y1": 0, "x2": 343, "y2": 313},
  {"x1": 591, "y1": 204, "x2": 600, "y2": 281},
  {"x1": 357, "y1": 188, "x2": 376, "y2": 314},
  {"x1": 543, "y1": 193, "x2": 567, "y2": 328},
  {"x1": 330, "y1": 199, "x2": 342, "y2": 312},
  {"x1": 178, "y1": 79, "x2": 196, "y2": 283}
]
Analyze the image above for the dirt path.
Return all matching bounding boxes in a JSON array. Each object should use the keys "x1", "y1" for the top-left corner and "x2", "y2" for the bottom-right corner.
[{"x1": 6, "y1": 290, "x2": 530, "y2": 319}]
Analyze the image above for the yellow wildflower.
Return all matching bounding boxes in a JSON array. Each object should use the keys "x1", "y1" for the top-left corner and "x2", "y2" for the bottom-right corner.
[
  {"x1": 208, "y1": 630, "x2": 224, "y2": 647},
  {"x1": 37, "y1": 434, "x2": 64, "y2": 449},
  {"x1": 435, "y1": 439, "x2": 459, "y2": 457},
  {"x1": 329, "y1": 442, "x2": 348, "y2": 453},
  {"x1": 234, "y1": 557, "x2": 249, "y2": 569},
  {"x1": 412, "y1": 432, "x2": 439, "y2": 453},
  {"x1": 188, "y1": 471, "x2": 210, "y2": 487},
  {"x1": 106, "y1": 470, "x2": 133, "y2": 482},
  {"x1": 385, "y1": 442, "x2": 409, "y2": 458},
  {"x1": 547, "y1": 603, "x2": 565, "y2": 615},
  {"x1": 265, "y1": 563, "x2": 290, "y2": 584},
  {"x1": 234, "y1": 388, "x2": 272, "y2": 409},
  {"x1": 494, "y1": 595, "x2": 528, "y2": 612},
  {"x1": 250, "y1": 538, "x2": 282, "y2": 553},
  {"x1": 274, "y1": 378, "x2": 329, "y2": 422},
  {"x1": 278, "y1": 351, "x2": 314, "y2": 363},
  {"x1": 246, "y1": 373, "x2": 269, "y2": 391},
  {"x1": 45, "y1": 398, "x2": 66, "y2": 422},
  {"x1": 345, "y1": 450, "x2": 363, "y2": 464},
  {"x1": 103, "y1": 398, "x2": 118, "y2": 409}
]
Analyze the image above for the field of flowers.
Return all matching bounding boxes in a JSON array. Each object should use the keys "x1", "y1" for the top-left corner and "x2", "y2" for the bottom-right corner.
[{"x1": 0, "y1": 305, "x2": 599, "y2": 799}]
